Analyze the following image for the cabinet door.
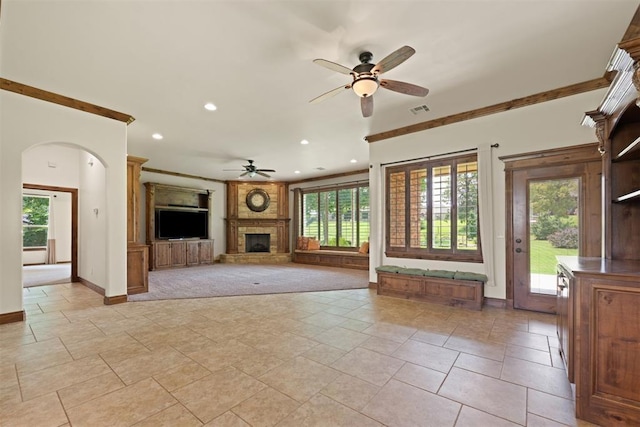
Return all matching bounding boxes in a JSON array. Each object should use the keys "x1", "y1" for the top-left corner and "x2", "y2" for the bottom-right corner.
[
  {"x1": 127, "y1": 245, "x2": 148, "y2": 294},
  {"x1": 170, "y1": 242, "x2": 186, "y2": 267},
  {"x1": 556, "y1": 268, "x2": 574, "y2": 382},
  {"x1": 154, "y1": 242, "x2": 171, "y2": 269},
  {"x1": 576, "y1": 276, "x2": 640, "y2": 425},
  {"x1": 199, "y1": 240, "x2": 213, "y2": 264},
  {"x1": 186, "y1": 241, "x2": 200, "y2": 266}
]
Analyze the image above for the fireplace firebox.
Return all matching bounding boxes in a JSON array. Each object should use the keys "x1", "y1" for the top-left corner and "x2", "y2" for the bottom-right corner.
[{"x1": 246, "y1": 233, "x2": 270, "y2": 253}]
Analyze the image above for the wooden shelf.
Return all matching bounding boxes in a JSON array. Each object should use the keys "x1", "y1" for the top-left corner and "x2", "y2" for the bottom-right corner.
[
  {"x1": 614, "y1": 189, "x2": 640, "y2": 203},
  {"x1": 613, "y1": 135, "x2": 640, "y2": 161}
]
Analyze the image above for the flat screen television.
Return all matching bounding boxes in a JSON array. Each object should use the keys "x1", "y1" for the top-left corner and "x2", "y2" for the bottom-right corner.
[{"x1": 155, "y1": 209, "x2": 208, "y2": 239}]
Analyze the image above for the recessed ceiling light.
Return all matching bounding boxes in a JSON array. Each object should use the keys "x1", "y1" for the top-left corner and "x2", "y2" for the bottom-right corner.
[
  {"x1": 300, "y1": 139, "x2": 309, "y2": 145},
  {"x1": 350, "y1": 159, "x2": 357, "y2": 163},
  {"x1": 294, "y1": 170, "x2": 301, "y2": 174},
  {"x1": 152, "y1": 133, "x2": 163, "y2": 140},
  {"x1": 204, "y1": 103, "x2": 217, "y2": 111}
]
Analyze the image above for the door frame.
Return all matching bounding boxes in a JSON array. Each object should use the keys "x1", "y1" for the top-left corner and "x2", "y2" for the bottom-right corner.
[
  {"x1": 501, "y1": 143, "x2": 602, "y2": 311},
  {"x1": 22, "y1": 183, "x2": 79, "y2": 282}
]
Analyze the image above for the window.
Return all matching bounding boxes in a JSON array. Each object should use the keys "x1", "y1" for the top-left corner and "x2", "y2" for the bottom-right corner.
[
  {"x1": 23, "y1": 195, "x2": 50, "y2": 248},
  {"x1": 386, "y1": 154, "x2": 482, "y2": 261},
  {"x1": 301, "y1": 184, "x2": 369, "y2": 248}
]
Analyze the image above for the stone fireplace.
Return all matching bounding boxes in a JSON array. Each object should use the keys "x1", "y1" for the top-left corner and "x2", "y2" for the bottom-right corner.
[
  {"x1": 220, "y1": 182, "x2": 291, "y2": 264},
  {"x1": 246, "y1": 233, "x2": 270, "y2": 253}
]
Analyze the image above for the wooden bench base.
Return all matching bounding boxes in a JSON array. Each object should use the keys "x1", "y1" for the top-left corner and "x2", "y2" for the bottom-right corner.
[
  {"x1": 293, "y1": 250, "x2": 369, "y2": 270},
  {"x1": 377, "y1": 272, "x2": 484, "y2": 310}
]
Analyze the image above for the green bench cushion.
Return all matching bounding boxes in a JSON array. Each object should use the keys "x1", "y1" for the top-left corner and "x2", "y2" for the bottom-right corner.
[
  {"x1": 376, "y1": 265, "x2": 488, "y2": 283},
  {"x1": 454, "y1": 271, "x2": 489, "y2": 282},
  {"x1": 375, "y1": 265, "x2": 402, "y2": 273},
  {"x1": 396, "y1": 267, "x2": 427, "y2": 276},
  {"x1": 422, "y1": 269, "x2": 456, "y2": 279}
]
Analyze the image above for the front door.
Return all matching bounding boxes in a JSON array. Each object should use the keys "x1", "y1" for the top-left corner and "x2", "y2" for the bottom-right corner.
[
  {"x1": 504, "y1": 145, "x2": 602, "y2": 314},
  {"x1": 512, "y1": 169, "x2": 581, "y2": 312}
]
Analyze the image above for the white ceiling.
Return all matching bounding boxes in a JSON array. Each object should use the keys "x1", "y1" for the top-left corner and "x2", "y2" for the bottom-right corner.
[{"x1": 1, "y1": 1, "x2": 638, "y2": 181}]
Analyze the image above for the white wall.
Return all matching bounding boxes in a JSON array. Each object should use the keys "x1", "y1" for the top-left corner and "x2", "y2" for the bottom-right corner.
[
  {"x1": 78, "y1": 152, "x2": 107, "y2": 287},
  {"x1": 369, "y1": 89, "x2": 606, "y2": 299},
  {"x1": 139, "y1": 171, "x2": 226, "y2": 261},
  {"x1": 23, "y1": 144, "x2": 80, "y2": 187},
  {"x1": 0, "y1": 90, "x2": 127, "y2": 316}
]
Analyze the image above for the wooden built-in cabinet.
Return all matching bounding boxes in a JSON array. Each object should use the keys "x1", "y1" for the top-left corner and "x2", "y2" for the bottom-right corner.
[
  {"x1": 557, "y1": 257, "x2": 640, "y2": 426},
  {"x1": 145, "y1": 182, "x2": 214, "y2": 270},
  {"x1": 559, "y1": 33, "x2": 640, "y2": 425},
  {"x1": 152, "y1": 239, "x2": 213, "y2": 269},
  {"x1": 126, "y1": 156, "x2": 149, "y2": 294},
  {"x1": 555, "y1": 263, "x2": 575, "y2": 383}
]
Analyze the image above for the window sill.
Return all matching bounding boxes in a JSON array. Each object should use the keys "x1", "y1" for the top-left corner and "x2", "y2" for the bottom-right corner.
[
  {"x1": 23, "y1": 247, "x2": 47, "y2": 252},
  {"x1": 385, "y1": 250, "x2": 483, "y2": 263}
]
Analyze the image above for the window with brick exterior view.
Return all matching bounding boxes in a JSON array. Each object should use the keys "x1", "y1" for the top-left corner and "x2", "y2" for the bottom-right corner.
[{"x1": 385, "y1": 154, "x2": 482, "y2": 262}]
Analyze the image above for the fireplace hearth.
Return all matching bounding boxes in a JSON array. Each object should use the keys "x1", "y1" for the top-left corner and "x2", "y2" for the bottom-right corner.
[{"x1": 246, "y1": 233, "x2": 270, "y2": 253}]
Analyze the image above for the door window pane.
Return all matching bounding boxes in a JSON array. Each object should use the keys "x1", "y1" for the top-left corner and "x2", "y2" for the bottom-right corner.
[{"x1": 529, "y1": 178, "x2": 580, "y2": 294}]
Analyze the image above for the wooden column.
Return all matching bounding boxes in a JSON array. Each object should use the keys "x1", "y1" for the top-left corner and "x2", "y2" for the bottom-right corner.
[{"x1": 127, "y1": 156, "x2": 149, "y2": 294}]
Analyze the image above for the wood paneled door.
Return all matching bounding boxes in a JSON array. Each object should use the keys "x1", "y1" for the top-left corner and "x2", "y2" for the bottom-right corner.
[{"x1": 503, "y1": 145, "x2": 602, "y2": 313}]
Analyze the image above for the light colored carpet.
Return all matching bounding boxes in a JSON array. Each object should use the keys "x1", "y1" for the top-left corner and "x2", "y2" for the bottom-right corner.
[
  {"x1": 128, "y1": 263, "x2": 369, "y2": 301},
  {"x1": 23, "y1": 264, "x2": 71, "y2": 287}
]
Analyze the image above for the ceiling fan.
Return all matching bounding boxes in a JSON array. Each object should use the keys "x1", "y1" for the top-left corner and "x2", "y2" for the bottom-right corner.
[
  {"x1": 310, "y1": 45, "x2": 429, "y2": 118},
  {"x1": 224, "y1": 160, "x2": 276, "y2": 178}
]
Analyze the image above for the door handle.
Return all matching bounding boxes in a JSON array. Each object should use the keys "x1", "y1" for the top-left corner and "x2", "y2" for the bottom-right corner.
[{"x1": 515, "y1": 248, "x2": 522, "y2": 253}]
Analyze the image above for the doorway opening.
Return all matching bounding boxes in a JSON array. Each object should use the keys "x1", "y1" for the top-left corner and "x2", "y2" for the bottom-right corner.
[{"x1": 22, "y1": 184, "x2": 78, "y2": 288}]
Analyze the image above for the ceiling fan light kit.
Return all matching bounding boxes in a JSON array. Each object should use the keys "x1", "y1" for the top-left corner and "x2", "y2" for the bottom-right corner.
[
  {"x1": 352, "y1": 77, "x2": 379, "y2": 98},
  {"x1": 223, "y1": 160, "x2": 276, "y2": 179},
  {"x1": 311, "y1": 45, "x2": 429, "y2": 117}
]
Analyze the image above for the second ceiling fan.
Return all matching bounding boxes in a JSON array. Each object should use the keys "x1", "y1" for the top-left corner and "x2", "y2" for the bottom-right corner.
[{"x1": 310, "y1": 45, "x2": 429, "y2": 117}]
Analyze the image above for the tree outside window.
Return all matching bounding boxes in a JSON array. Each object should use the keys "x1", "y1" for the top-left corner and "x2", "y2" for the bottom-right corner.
[
  {"x1": 23, "y1": 195, "x2": 50, "y2": 247},
  {"x1": 301, "y1": 184, "x2": 369, "y2": 248}
]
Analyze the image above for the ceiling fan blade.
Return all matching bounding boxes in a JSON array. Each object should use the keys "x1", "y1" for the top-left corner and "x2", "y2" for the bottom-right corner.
[
  {"x1": 371, "y1": 45, "x2": 415, "y2": 74},
  {"x1": 313, "y1": 59, "x2": 353, "y2": 75},
  {"x1": 223, "y1": 169, "x2": 245, "y2": 171},
  {"x1": 309, "y1": 84, "x2": 351, "y2": 104},
  {"x1": 380, "y1": 79, "x2": 429, "y2": 97},
  {"x1": 239, "y1": 171, "x2": 249, "y2": 177},
  {"x1": 256, "y1": 171, "x2": 271, "y2": 178},
  {"x1": 361, "y1": 96, "x2": 373, "y2": 118},
  {"x1": 257, "y1": 169, "x2": 276, "y2": 173}
]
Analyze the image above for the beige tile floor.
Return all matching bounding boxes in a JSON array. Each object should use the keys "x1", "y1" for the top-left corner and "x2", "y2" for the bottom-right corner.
[{"x1": 0, "y1": 282, "x2": 599, "y2": 427}]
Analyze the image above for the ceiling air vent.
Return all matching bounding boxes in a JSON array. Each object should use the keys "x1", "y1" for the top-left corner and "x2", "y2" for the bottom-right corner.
[{"x1": 409, "y1": 104, "x2": 430, "y2": 115}]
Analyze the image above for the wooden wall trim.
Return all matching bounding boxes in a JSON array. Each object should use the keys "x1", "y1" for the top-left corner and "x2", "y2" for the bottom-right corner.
[
  {"x1": 142, "y1": 167, "x2": 226, "y2": 184},
  {"x1": 78, "y1": 276, "x2": 105, "y2": 296},
  {"x1": 499, "y1": 143, "x2": 601, "y2": 170},
  {"x1": 621, "y1": 5, "x2": 640, "y2": 42},
  {"x1": 483, "y1": 297, "x2": 507, "y2": 309},
  {"x1": 287, "y1": 169, "x2": 369, "y2": 185},
  {"x1": 104, "y1": 295, "x2": 128, "y2": 305},
  {"x1": 0, "y1": 310, "x2": 25, "y2": 325},
  {"x1": 365, "y1": 77, "x2": 612, "y2": 143},
  {"x1": 0, "y1": 78, "x2": 134, "y2": 124}
]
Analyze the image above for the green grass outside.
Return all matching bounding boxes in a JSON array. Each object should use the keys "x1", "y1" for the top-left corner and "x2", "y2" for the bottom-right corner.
[
  {"x1": 530, "y1": 238, "x2": 577, "y2": 274},
  {"x1": 303, "y1": 220, "x2": 370, "y2": 247}
]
